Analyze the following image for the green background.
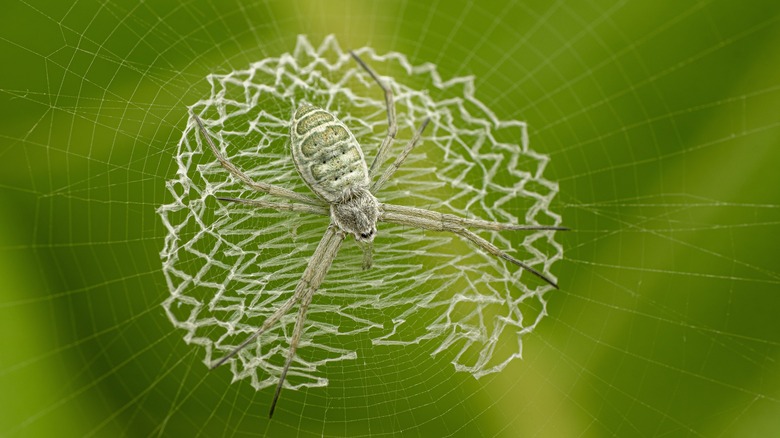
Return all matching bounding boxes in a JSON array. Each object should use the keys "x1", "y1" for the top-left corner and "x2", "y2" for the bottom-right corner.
[{"x1": 2, "y1": 1, "x2": 779, "y2": 436}]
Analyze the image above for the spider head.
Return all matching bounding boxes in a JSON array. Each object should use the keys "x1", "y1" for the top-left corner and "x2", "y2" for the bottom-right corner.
[
  {"x1": 357, "y1": 228, "x2": 376, "y2": 242},
  {"x1": 331, "y1": 186, "x2": 379, "y2": 242}
]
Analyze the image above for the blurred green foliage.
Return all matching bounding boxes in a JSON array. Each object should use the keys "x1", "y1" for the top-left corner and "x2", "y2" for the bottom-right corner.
[{"x1": 1, "y1": 1, "x2": 779, "y2": 436}]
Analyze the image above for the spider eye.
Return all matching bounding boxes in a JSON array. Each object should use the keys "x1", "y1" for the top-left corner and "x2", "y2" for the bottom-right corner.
[{"x1": 360, "y1": 233, "x2": 368, "y2": 239}]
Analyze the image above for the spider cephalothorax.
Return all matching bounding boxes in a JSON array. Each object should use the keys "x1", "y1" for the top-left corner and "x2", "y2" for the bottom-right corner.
[{"x1": 330, "y1": 186, "x2": 379, "y2": 242}]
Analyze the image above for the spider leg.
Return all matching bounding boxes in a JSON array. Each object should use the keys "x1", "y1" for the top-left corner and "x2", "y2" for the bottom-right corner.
[
  {"x1": 192, "y1": 113, "x2": 323, "y2": 206},
  {"x1": 268, "y1": 225, "x2": 345, "y2": 418},
  {"x1": 453, "y1": 228, "x2": 559, "y2": 289},
  {"x1": 371, "y1": 118, "x2": 430, "y2": 194},
  {"x1": 381, "y1": 203, "x2": 569, "y2": 232},
  {"x1": 269, "y1": 281, "x2": 315, "y2": 418},
  {"x1": 349, "y1": 51, "x2": 398, "y2": 179},
  {"x1": 209, "y1": 293, "x2": 299, "y2": 370},
  {"x1": 216, "y1": 197, "x2": 329, "y2": 216},
  {"x1": 208, "y1": 225, "x2": 345, "y2": 418},
  {"x1": 357, "y1": 240, "x2": 374, "y2": 270},
  {"x1": 379, "y1": 205, "x2": 560, "y2": 289}
]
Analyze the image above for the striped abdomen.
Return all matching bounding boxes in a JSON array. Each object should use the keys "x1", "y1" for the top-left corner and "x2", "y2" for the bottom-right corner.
[{"x1": 290, "y1": 104, "x2": 370, "y2": 203}]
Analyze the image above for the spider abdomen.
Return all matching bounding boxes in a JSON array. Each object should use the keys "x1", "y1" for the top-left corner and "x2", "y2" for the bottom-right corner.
[{"x1": 291, "y1": 104, "x2": 370, "y2": 203}]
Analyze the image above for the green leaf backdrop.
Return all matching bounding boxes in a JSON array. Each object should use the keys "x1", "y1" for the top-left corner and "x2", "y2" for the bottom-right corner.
[{"x1": 2, "y1": 1, "x2": 779, "y2": 436}]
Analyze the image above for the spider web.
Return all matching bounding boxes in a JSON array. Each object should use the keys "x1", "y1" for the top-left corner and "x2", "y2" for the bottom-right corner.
[
  {"x1": 3, "y1": 1, "x2": 780, "y2": 437},
  {"x1": 158, "y1": 35, "x2": 563, "y2": 392}
]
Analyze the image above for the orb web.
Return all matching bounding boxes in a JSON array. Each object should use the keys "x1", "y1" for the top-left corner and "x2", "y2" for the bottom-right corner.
[{"x1": 157, "y1": 35, "x2": 564, "y2": 392}]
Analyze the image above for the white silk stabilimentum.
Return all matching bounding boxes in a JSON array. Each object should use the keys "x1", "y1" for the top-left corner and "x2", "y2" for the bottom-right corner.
[{"x1": 158, "y1": 35, "x2": 564, "y2": 392}]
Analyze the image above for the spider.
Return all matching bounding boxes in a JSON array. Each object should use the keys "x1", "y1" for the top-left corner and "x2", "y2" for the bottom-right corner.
[{"x1": 192, "y1": 52, "x2": 567, "y2": 418}]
